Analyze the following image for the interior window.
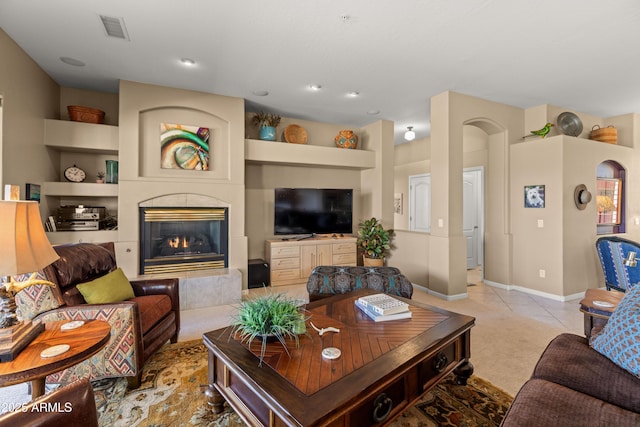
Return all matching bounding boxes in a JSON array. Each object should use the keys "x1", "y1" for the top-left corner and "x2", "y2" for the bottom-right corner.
[{"x1": 596, "y1": 160, "x2": 625, "y2": 235}]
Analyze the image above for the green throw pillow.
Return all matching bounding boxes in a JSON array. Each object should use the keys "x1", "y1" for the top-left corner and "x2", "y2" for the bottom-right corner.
[{"x1": 76, "y1": 268, "x2": 135, "y2": 304}]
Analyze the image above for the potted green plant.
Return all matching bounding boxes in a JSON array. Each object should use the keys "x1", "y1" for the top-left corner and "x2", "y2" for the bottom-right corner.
[
  {"x1": 230, "y1": 292, "x2": 307, "y2": 365},
  {"x1": 357, "y1": 217, "x2": 393, "y2": 266},
  {"x1": 251, "y1": 111, "x2": 281, "y2": 141},
  {"x1": 96, "y1": 171, "x2": 106, "y2": 183}
]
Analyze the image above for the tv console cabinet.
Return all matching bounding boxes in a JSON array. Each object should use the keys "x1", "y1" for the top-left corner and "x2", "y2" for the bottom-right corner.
[{"x1": 265, "y1": 236, "x2": 357, "y2": 286}]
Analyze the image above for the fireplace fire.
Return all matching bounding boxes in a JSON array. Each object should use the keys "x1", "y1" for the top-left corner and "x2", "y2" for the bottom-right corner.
[{"x1": 139, "y1": 207, "x2": 228, "y2": 275}]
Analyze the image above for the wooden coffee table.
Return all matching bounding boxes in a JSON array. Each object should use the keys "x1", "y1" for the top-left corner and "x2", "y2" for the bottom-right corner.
[
  {"x1": 203, "y1": 289, "x2": 474, "y2": 426},
  {"x1": 0, "y1": 319, "x2": 110, "y2": 398}
]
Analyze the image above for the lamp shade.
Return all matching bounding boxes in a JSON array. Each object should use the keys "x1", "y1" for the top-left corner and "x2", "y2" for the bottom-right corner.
[{"x1": 0, "y1": 201, "x2": 59, "y2": 276}]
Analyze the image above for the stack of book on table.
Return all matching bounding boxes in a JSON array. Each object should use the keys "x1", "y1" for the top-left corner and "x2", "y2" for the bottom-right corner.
[{"x1": 355, "y1": 293, "x2": 412, "y2": 322}]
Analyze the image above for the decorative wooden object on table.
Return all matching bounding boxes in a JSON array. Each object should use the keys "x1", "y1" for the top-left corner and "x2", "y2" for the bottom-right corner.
[
  {"x1": 203, "y1": 289, "x2": 474, "y2": 426},
  {"x1": 0, "y1": 319, "x2": 110, "y2": 399}
]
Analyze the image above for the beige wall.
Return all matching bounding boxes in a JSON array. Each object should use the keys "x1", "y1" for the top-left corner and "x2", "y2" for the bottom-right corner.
[
  {"x1": 0, "y1": 29, "x2": 59, "y2": 219},
  {"x1": 397, "y1": 90, "x2": 640, "y2": 299},
  {"x1": 244, "y1": 116, "x2": 394, "y2": 261}
]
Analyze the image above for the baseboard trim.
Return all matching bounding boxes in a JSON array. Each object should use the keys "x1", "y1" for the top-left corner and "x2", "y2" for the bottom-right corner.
[
  {"x1": 483, "y1": 279, "x2": 585, "y2": 302},
  {"x1": 412, "y1": 283, "x2": 468, "y2": 301}
]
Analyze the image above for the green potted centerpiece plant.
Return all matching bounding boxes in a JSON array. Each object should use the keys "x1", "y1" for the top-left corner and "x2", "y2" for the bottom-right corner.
[
  {"x1": 357, "y1": 217, "x2": 393, "y2": 266},
  {"x1": 230, "y1": 292, "x2": 307, "y2": 365},
  {"x1": 251, "y1": 111, "x2": 281, "y2": 141}
]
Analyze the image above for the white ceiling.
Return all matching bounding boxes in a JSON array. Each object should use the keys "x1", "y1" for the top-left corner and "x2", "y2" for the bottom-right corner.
[{"x1": 2, "y1": 1, "x2": 640, "y2": 144}]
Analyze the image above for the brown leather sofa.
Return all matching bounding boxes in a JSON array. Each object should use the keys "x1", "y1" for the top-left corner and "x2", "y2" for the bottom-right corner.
[
  {"x1": 37, "y1": 242, "x2": 179, "y2": 387},
  {"x1": 0, "y1": 378, "x2": 98, "y2": 427}
]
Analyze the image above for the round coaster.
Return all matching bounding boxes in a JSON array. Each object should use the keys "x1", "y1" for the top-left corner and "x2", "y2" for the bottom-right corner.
[
  {"x1": 593, "y1": 300, "x2": 614, "y2": 308},
  {"x1": 322, "y1": 347, "x2": 341, "y2": 360},
  {"x1": 61, "y1": 320, "x2": 85, "y2": 331},
  {"x1": 40, "y1": 344, "x2": 70, "y2": 358}
]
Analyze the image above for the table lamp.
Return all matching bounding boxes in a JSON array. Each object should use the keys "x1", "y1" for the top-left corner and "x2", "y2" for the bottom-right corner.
[{"x1": 0, "y1": 200, "x2": 59, "y2": 361}]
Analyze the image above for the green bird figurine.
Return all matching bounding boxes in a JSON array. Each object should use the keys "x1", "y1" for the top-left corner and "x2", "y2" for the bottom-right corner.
[{"x1": 522, "y1": 123, "x2": 554, "y2": 139}]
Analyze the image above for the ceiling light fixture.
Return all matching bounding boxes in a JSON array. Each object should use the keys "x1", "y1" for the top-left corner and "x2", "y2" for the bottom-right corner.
[
  {"x1": 180, "y1": 58, "x2": 196, "y2": 66},
  {"x1": 367, "y1": 110, "x2": 380, "y2": 115},
  {"x1": 252, "y1": 90, "x2": 269, "y2": 97},
  {"x1": 309, "y1": 84, "x2": 322, "y2": 91},
  {"x1": 347, "y1": 91, "x2": 359, "y2": 97},
  {"x1": 404, "y1": 126, "x2": 416, "y2": 141}
]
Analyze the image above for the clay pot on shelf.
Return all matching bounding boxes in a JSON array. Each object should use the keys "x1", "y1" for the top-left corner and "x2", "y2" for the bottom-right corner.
[{"x1": 335, "y1": 130, "x2": 358, "y2": 149}]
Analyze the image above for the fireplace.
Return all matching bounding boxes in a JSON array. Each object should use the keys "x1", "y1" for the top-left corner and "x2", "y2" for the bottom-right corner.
[{"x1": 139, "y1": 207, "x2": 228, "y2": 275}]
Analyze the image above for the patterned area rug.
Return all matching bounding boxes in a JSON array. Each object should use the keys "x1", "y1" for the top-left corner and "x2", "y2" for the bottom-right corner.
[{"x1": 96, "y1": 339, "x2": 512, "y2": 427}]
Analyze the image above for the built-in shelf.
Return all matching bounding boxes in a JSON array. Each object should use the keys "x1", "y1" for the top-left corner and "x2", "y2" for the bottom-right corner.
[
  {"x1": 44, "y1": 119, "x2": 118, "y2": 154},
  {"x1": 46, "y1": 230, "x2": 118, "y2": 245},
  {"x1": 42, "y1": 182, "x2": 118, "y2": 197},
  {"x1": 244, "y1": 138, "x2": 376, "y2": 169}
]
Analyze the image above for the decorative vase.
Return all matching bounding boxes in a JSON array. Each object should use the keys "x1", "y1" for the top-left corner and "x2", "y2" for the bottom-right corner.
[
  {"x1": 259, "y1": 126, "x2": 277, "y2": 141},
  {"x1": 363, "y1": 256, "x2": 384, "y2": 267},
  {"x1": 335, "y1": 130, "x2": 358, "y2": 149},
  {"x1": 105, "y1": 160, "x2": 118, "y2": 184}
]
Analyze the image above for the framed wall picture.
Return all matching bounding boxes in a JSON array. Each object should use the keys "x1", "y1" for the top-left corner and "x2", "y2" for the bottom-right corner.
[
  {"x1": 524, "y1": 185, "x2": 545, "y2": 208},
  {"x1": 394, "y1": 193, "x2": 403, "y2": 214},
  {"x1": 160, "y1": 123, "x2": 210, "y2": 170},
  {"x1": 25, "y1": 183, "x2": 41, "y2": 202}
]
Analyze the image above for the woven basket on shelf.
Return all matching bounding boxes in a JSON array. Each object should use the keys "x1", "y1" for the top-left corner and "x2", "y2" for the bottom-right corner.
[
  {"x1": 589, "y1": 125, "x2": 617, "y2": 144},
  {"x1": 67, "y1": 105, "x2": 105, "y2": 124},
  {"x1": 284, "y1": 124, "x2": 307, "y2": 144}
]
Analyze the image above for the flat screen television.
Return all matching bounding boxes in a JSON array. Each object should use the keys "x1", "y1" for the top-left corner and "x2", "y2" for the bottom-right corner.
[{"x1": 274, "y1": 188, "x2": 353, "y2": 236}]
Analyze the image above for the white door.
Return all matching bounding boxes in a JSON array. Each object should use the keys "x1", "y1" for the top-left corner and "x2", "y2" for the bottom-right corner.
[
  {"x1": 463, "y1": 169, "x2": 482, "y2": 269},
  {"x1": 409, "y1": 174, "x2": 430, "y2": 232}
]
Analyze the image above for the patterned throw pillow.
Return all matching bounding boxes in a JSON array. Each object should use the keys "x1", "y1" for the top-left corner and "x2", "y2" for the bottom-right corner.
[
  {"x1": 591, "y1": 284, "x2": 640, "y2": 377},
  {"x1": 14, "y1": 272, "x2": 63, "y2": 320}
]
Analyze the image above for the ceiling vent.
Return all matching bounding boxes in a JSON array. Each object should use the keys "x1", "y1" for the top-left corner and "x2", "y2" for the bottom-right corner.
[{"x1": 99, "y1": 15, "x2": 129, "y2": 40}]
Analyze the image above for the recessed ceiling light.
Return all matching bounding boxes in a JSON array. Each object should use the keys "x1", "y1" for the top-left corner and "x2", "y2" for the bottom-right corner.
[
  {"x1": 309, "y1": 84, "x2": 322, "y2": 91},
  {"x1": 252, "y1": 90, "x2": 269, "y2": 97},
  {"x1": 347, "y1": 91, "x2": 360, "y2": 97},
  {"x1": 366, "y1": 110, "x2": 380, "y2": 115},
  {"x1": 60, "y1": 57, "x2": 85, "y2": 67},
  {"x1": 180, "y1": 58, "x2": 196, "y2": 66}
]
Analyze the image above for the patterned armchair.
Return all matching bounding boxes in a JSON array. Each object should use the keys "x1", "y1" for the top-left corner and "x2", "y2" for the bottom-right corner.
[
  {"x1": 596, "y1": 236, "x2": 640, "y2": 292},
  {"x1": 14, "y1": 242, "x2": 179, "y2": 388},
  {"x1": 306, "y1": 266, "x2": 413, "y2": 302}
]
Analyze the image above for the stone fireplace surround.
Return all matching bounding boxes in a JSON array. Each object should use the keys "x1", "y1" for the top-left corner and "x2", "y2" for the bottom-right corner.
[{"x1": 139, "y1": 194, "x2": 241, "y2": 310}]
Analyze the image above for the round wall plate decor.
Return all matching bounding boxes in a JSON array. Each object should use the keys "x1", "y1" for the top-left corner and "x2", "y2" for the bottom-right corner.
[{"x1": 557, "y1": 112, "x2": 583, "y2": 137}]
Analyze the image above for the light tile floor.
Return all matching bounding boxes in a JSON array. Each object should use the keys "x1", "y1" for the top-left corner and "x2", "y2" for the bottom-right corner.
[{"x1": 0, "y1": 269, "x2": 585, "y2": 411}]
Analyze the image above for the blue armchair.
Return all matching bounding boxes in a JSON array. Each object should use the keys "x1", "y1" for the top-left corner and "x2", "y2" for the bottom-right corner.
[{"x1": 595, "y1": 236, "x2": 640, "y2": 292}]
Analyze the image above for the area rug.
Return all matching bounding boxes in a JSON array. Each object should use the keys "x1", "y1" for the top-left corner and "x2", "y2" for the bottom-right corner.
[{"x1": 96, "y1": 339, "x2": 512, "y2": 427}]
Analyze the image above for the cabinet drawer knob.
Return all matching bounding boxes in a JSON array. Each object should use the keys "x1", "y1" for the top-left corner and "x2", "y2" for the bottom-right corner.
[
  {"x1": 433, "y1": 352, "x2": 448, "y2": 372},
  {"x1": 372, "y1": 393, "x2": 393, "y2": 423}
]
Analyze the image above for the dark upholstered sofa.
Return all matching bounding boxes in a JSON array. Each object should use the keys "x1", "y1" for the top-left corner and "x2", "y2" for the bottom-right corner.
[
  {"x1": 501, "y1": 333, "x2": 640, "y2": 426},
  {"x1": 306, "y1": 266, "x2": 413, "y2": 302},
  {"x1": 33, "y1": 242, "x2": 179, "y2": 388}
]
